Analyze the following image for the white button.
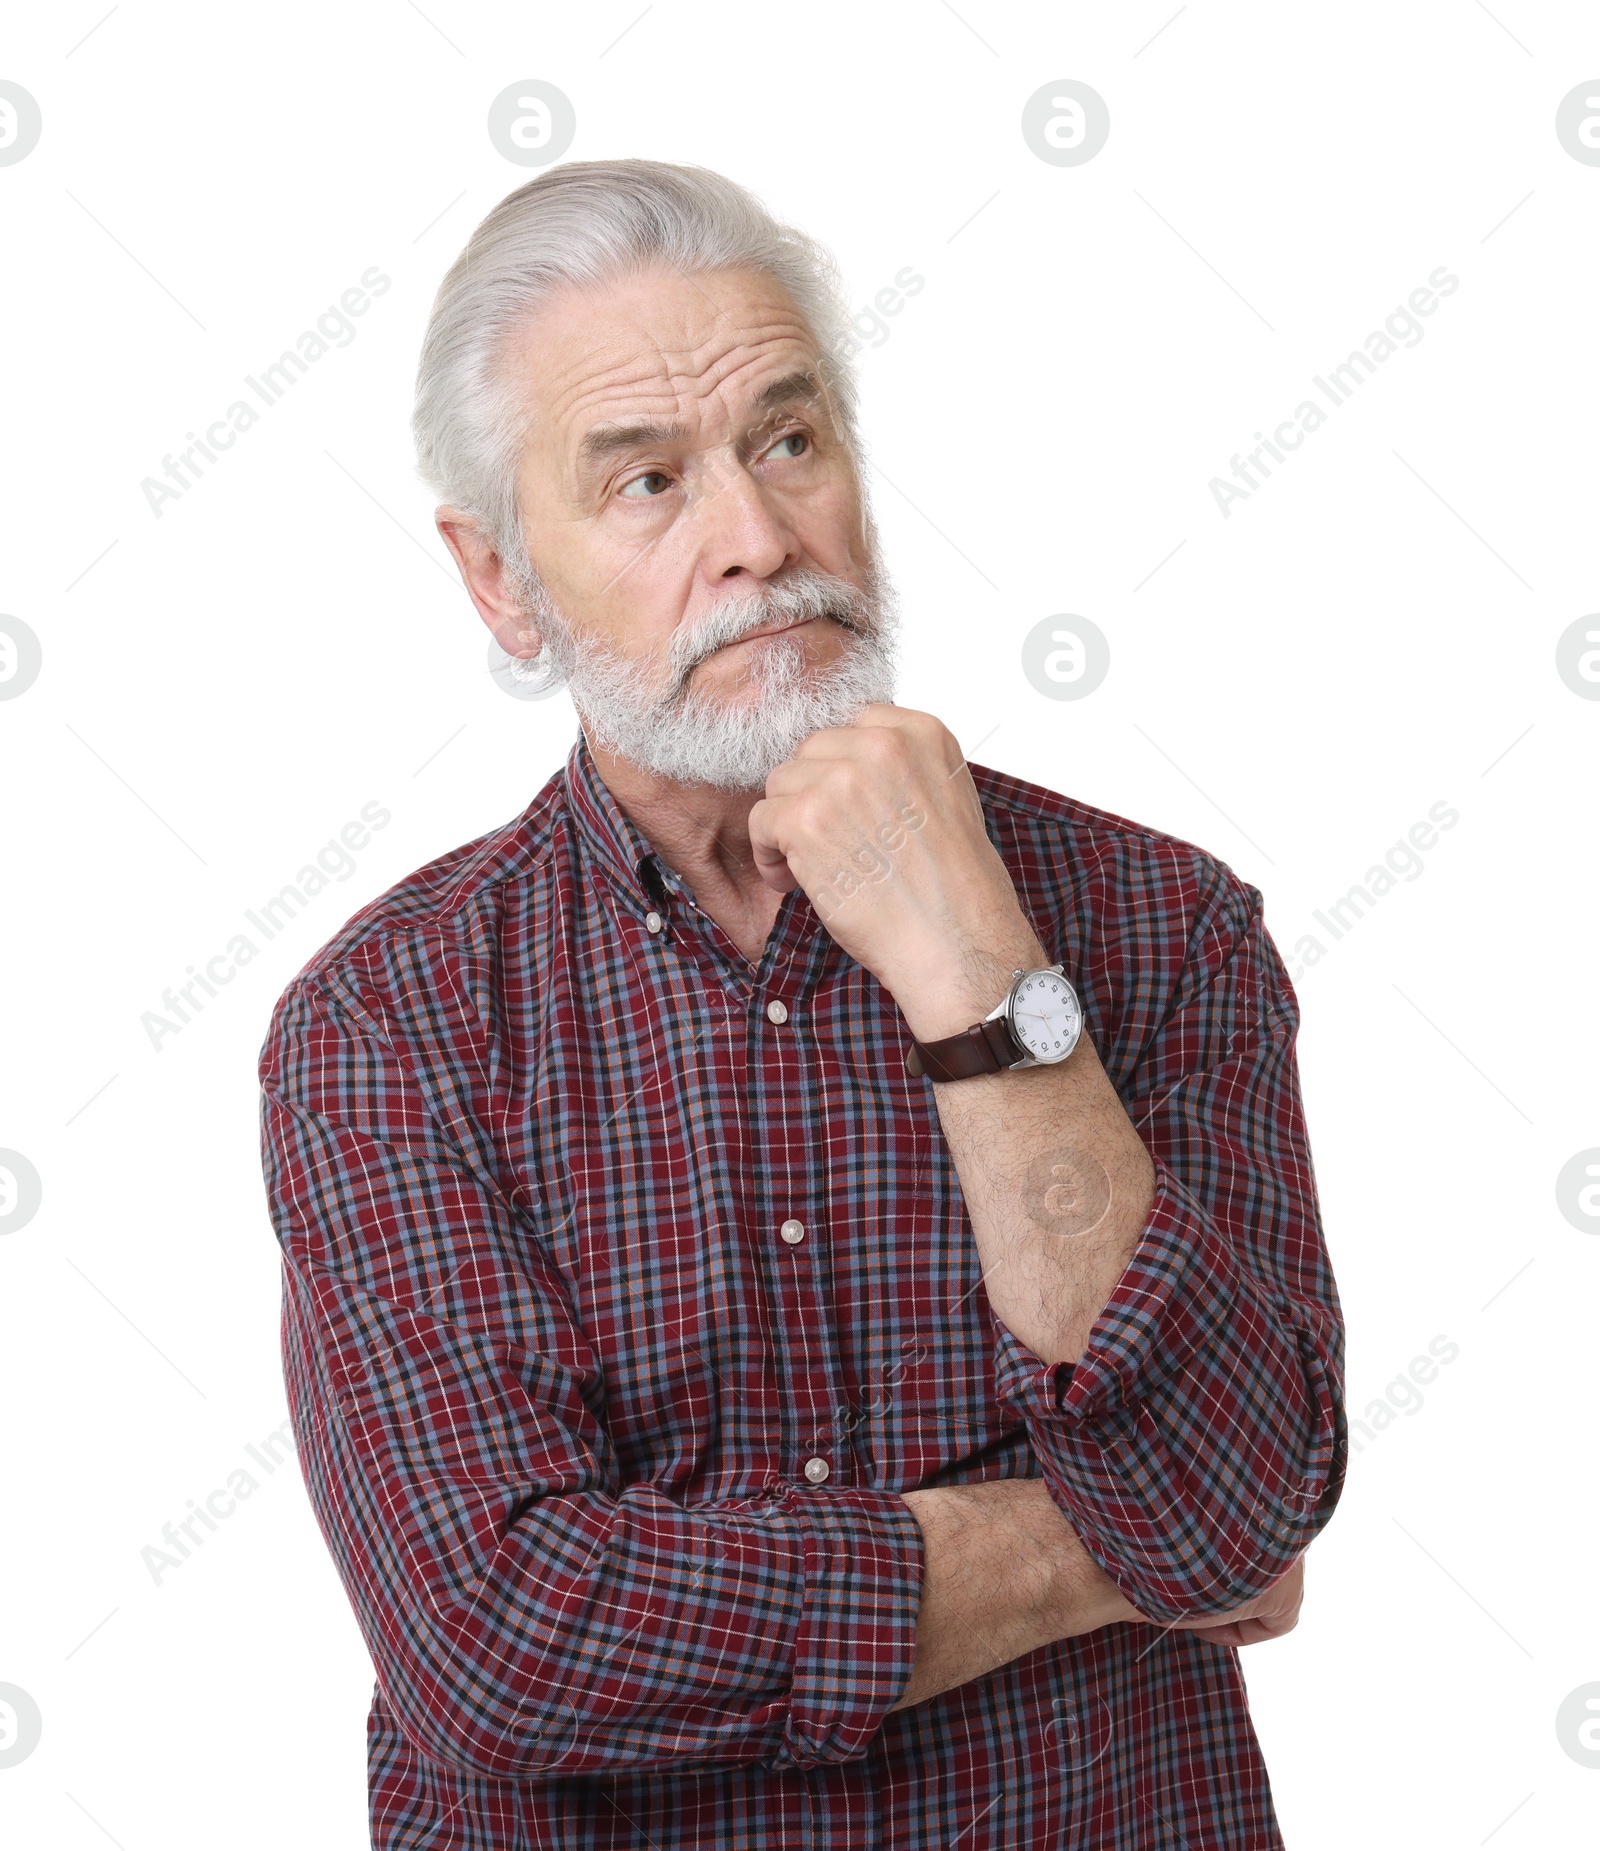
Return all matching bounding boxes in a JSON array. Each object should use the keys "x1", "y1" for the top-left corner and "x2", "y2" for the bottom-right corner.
[
  {"x1": 803, "y1": 1456, "x2": 830, "y2": 1484},
  {"x1": 766, "y1": 999, "x2": 789, "y2": 1025},
  {"x1": 779, "y1": 1219, "x2": 805, "y2": 1245},
  {"x1": 644, "y1": 911, "x2": 662, "y2": 933}
]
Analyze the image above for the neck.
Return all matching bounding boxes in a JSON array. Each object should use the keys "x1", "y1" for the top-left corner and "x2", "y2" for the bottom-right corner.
[{"x1": 582, "y1": 719, "x2": 786, "y2": 961}]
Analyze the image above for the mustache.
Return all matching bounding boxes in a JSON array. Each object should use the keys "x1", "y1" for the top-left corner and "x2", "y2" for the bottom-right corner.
[{"x1": 666, "y1": 572, "x2": 875, "y2": 684}]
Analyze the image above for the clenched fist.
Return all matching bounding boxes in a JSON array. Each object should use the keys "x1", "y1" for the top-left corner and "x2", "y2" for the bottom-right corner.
[{"x1": 747, "y1": 703, "x2": 1046, "y2": 1040}]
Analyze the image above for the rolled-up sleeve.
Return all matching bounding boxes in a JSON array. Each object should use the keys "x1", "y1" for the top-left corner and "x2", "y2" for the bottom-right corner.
[
  {"x1": 992, "y1": 866, "x2": 1347, "y2": 1622},
  {"x1": 259, "y1": 964, "x2": 924, "y2": 1781}
]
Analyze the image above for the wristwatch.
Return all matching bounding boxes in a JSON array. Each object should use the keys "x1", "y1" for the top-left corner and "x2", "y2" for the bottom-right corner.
[{"x1": 904, "y1": 964, "x2": 1084, "y2": 1082}]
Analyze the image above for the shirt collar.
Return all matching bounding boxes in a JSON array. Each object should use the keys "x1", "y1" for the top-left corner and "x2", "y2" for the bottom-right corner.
[{"x1": 563, "y1": 726, "x2": 674, "y2": 902}]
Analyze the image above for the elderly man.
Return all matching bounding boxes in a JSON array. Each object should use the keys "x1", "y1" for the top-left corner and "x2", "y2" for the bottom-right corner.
[{"x1": 259, "y1": 159, "x2": 1345, "y2": 1848}]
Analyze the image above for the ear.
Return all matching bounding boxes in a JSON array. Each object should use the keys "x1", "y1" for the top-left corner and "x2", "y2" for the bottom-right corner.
[{"x1": 435, "y1": 508, "x2": 543, "y2": 659}]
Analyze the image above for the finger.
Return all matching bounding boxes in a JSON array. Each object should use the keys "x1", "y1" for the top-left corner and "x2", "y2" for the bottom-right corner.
[
  {"x1": 784, "y1": 714, "x2": 913, "y2": 763},
  {"x1": 1239, "y1": 1617, "x2": 1293, "y2": 1646},
  {"x1": 848, "y1": 701, "x2": 912, "y2": 727},
  {"x1": 761, "y1": 758, "x2": 824, "y2": 797},
  {"x1": 790, "y1": 705, "x2": 937, "y2": 759},
  {"x1": 746, "y1": 799, "x2": 798, "y2": 891},
  {"x1": 1189, "y1": 1616, "x2": 1284, "y2": 1649},
  {"x1": 1183, "y1": 1621, "x2": 1245, "y2": 1649}
]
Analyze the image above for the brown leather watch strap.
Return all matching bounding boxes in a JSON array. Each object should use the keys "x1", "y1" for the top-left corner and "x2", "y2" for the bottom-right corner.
[{"x1": 905, "y1": 1014, "x2": 1017, "y2": 1082}]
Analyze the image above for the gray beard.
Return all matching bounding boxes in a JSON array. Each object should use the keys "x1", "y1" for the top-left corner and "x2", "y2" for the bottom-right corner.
[{"x1": 503, "y1": 533, "x2": 901, "y2": 792}]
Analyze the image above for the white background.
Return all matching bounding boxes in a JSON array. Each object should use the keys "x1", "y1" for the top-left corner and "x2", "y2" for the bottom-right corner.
[{"x1": 2, "y1": 2, "x2": 1597, "y2": 1845}]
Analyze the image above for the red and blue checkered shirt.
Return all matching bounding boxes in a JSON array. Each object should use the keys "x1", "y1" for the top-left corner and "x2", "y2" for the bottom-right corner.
[{"x1": 258, "y1": 728, "x2": 1346, "y2": 1848}]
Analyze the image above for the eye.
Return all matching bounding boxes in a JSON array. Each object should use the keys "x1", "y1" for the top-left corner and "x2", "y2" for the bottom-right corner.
[
  {"x1": 761, "y1": 429, "x2": 810, "y2": 462},
  {"x1": 618, "y1": 469, "x2": 674, "y2": 500}
]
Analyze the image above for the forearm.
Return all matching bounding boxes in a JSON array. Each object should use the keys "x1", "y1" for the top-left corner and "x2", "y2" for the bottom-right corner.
[
  {"x1": 754, "y1": 715, "x2": 1343, "y2": 1629},
  {"x1": 757, "y1": 726, "x2": 1149, "y2": 1365},
  {"x1": 899, "y1": 924, "x2": 1156, "y2": 1368},
  {"x1": 895, "y1": 928, "x2": 1341, "y2": 1624},
  {"x1": 889, "y1": 1479, "x2": 1135, "y2": 1711}
]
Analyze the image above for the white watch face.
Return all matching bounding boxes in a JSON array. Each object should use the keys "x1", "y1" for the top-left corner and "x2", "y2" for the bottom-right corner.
[{"x1": 1009, "y1": 969, "x2": 1082, "y2": 1062}]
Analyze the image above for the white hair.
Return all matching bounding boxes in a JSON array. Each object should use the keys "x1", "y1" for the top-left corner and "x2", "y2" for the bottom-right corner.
[{"x1": 411, "y1": 158, "x2": 865, "y2": 565}]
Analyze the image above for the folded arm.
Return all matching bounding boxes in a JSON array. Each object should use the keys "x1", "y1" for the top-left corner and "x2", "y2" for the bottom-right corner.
[
  {"x1": 898, "y1": 861, "x2": 1347, "y2": 1624},
  {"x1": 888, "y1": 1478, "x2": 1306, "y2": 1715},
  {"x1": 259, "y1": 964, "x2": 927, "y2": 1780}
]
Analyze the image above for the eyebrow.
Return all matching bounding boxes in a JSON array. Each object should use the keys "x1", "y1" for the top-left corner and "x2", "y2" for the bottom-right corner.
[{"x1": 574, "y1": 369, "x2": 828, "y2": 483}]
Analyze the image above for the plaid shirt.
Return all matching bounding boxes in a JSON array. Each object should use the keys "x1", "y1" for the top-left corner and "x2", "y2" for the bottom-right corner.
[{"x1": 258, "y1": 728, "x2": 1346, "y2": 1849}]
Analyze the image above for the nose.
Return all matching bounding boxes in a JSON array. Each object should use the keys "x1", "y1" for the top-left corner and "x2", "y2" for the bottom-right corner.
[{"x1": 689, "y1": 448, "x2": 800, "y2": 586}]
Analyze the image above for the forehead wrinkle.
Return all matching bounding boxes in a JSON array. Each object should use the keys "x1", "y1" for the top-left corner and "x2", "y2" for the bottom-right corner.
[
  {"x1": 517, "y1": 278, "x2": 830, "y2": 520},
  {"x1": 616, "y1": 337, "x2": 823, "y2": 468},
  {"x1": 672, "y1": 296, "x2": 820, "y2": 398},
  {"x1": 537, "y1": 288, "x2": 718, "y2": 419},
  {"x1": 547, "y1": 284, "x2": 819, "y2": 430},
  {"x1": 542, "y1": 333, "x2": 684, "y2": 437}
]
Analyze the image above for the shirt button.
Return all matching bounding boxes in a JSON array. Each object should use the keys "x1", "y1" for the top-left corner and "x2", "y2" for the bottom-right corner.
[
  {"x1": 803, "y1": 1456, "x2": 830, "y2": 1485},
  {"x1": 779, "y1": 1218, "x2": 805, "y2": 1245},
  {"x1": 644, "y1": 911, "x2": 663, "y2": 934},
  {"x1": 766, "y1": 999, "x2": 789, "y2": 1025}
]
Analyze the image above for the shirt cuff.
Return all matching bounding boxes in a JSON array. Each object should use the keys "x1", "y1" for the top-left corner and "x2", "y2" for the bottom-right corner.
[
  {"x1": 991, "y1": 1156, "x2": 1244, "y2": 1428},
  {"x1": 765, "y1": 1484, "x2": 926, "y2": 1771}
]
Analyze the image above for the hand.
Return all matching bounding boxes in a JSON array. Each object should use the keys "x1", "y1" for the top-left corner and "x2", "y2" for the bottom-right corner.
[
  {"x1": 1148, "y1": 1556, "x2": 1305, "y2": 1650},
  {"x1": 746, "y1": 704, "x2": 1042, "y2": 1035}
]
